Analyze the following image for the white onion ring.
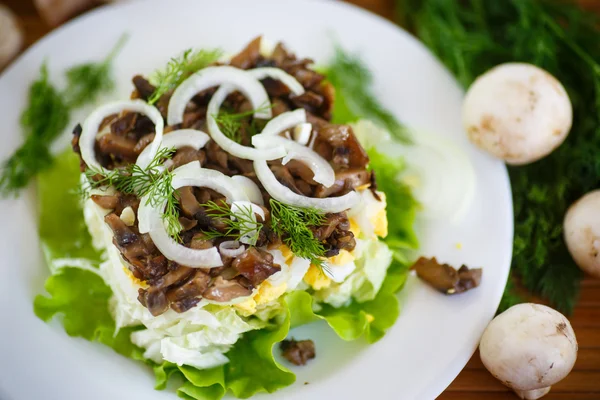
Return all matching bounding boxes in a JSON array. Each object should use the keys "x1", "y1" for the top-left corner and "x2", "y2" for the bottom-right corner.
[
  {"x1": 230, "y1": 201, "x2": 265, "y2": 245},
  {"x1": 254, "y1": 109, "x2": 307, "y2": 138},
  {"x1": 138, "y1": 161, "x2": 248, "y2": 268},
  {"x1": 231, "y1": 175, "x2": 264, "y2": 205},
  {"x1": 137, "y1": 129, "x2": 210, "y2": 162},
  {"x1": 136, "y1": 129, "x2": 210, "y2": 173},
  {"x1": 253, "y1": 135, "x2": 335, "y2": 187},
  {"x1": 206, "y1": 85, "x2": 286, "y2": 160},
  {"x1": 219, "y1": 241, "x2": 245, "y2": 258},
  {"x1": 247, "y1": 67, "x2": 305, "y2": 96},
  {"x1": 81, "y1": 100, "x2": 164, "y2": 173},
  {"x1": 167, "y1": 66, "x2": 272, "y2": 125},
  {"x1": 253, "y1": 159, "x2": 360, "y2": 213}
]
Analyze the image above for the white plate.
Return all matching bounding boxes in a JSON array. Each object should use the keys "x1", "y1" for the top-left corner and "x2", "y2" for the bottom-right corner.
[{"x1": 0, "y1": 0, "x2": 513, "y2": 399}]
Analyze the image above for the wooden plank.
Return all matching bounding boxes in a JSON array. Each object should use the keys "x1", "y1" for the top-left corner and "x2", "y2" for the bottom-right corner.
[
  {"x1": 575, "y1": 327, "x2": 600, "y2": 348},
  {"x1": 468, "y1": 347, "x2": 600, "y2": 370},
  {"x1": 571, "y1": 306, "x2": 600, "y2": 328},
  {"x1": 439, "y1": 393, "x2": 600, "y2": 400},
  {"x1": 447, "y1": 370, "x2": 600, "y2": 392},
  {"x1": 577, "y1": 284, "x2": 600, "y2": 306}
]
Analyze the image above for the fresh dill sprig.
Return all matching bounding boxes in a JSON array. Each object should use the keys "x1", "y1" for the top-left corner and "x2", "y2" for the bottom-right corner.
[
  {"x1": 0, "y1": 36, "x2": 125, "y2": 197},
  {"x1": 398, "y1": 0, "x2": 600, "y2": 313},
  {"x1": 64, "y1": 34, "x2": 128, "y2": 107},
  {"x1": 148, "y1": 48, "x2": 223, "y2": 104},
  {"x1": 269, "y1": 199, "x2": 329, "y2": 272},
  {"x1": 199, "y1": 200, "x2": 264, "y2": 246},
  {"x1": 0, "y1": 63, "x2": 70, "y2": 196},
  {"x1": 324, "y1": 45, "x2": 410, "y2": 142},
  {"x1": 83, "y1": 147, "x2": 182, "y2": 240},
  {"x1": 212, "y1": 103, "x2": 272, "y2": 143}
]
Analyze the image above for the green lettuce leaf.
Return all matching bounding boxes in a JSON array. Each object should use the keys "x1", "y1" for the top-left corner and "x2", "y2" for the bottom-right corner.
[
  {"x1": 287, "y1": 258, "x2": 407, "y2": 344},
  {"x1": 35, "y1": 149, "x2": 142, "y2": 359},
  {"x1": 38, "y1": 150, "x2": 102, "y2": 268},
  {"x1": 368, "y1": 147, "x2": 419, "y2": 252},
  {"x1": 34, "y1": 267, "x2": 144, "y2": 359},
  {"x1": 155, "y1": 302, "x2": 295, "y2": 400}
]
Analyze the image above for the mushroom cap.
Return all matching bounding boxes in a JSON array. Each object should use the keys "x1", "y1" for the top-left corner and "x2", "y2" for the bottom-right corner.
[
  {"x1": 463, "y1": 63, "x2": 572, "y2": 165},
  {"x1": 564, "y1": 190, "x2": 600, "y2": 278},
  {"x1": 479, "y1": 303, "x2": 577, "y2": 391}
]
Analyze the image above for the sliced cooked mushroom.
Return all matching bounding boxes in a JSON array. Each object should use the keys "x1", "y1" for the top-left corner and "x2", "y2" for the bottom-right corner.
[
  {"x1": 231, "y1": 247, "x2": 280, "y2": 286},
  {"x1": 111, "y1": 112, "x2": 138, "y2": 137},
  {"x1": 176, "y1": 186, "x2": 202, "y2": 218},
  {"x1": 97, "y1": 134, "x2": 138, "y2": 160},
  {"x1": 91, "y1": 194, "x2": 120, "y2": 210},
  {"x1": 314, "y1": 169, "x2": 371, "y2": 198},
  {"x1": 412, "y1": 257, "x2": 482, "y2": 294},
  {"x1": 280, "y1": 339, "x2": 316, "y2": 366},
  {"x1": 202, "y1": 276, "x2": 253, "y2": 302},
  {"x1": 133, "y1": 133, "x2": 155, "y2": 153},
  {"x1": 166, "y1": 269, "x2": 211, "y2": 311},
  {"x1": 171, "y1": 147, "x2": 206, "y2": 169},
  {"x1": 132, "y1": 75, "x2": 156, "y2": 101},
  {"x1": 230, "y1": 36, "x2": 261, "y2": 69}
]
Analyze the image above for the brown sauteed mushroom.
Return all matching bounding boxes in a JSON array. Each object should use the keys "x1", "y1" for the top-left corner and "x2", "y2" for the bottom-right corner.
[
  {"x1": 412, "y1": 257, "x2": 482, "y2": 294},
  {"x1": 74, "y1": 36, "x2": 376, "y2": 316}
]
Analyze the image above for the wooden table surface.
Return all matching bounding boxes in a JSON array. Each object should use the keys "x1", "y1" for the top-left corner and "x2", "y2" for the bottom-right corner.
[{"x1": 2, "y1": 0, "x2": 599, "y2": 399}]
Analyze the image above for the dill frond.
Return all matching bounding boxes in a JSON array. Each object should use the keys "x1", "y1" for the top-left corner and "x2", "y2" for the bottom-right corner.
[
  {"x1": 199, "y1": 200, "x2": 263, "y2": 246},
  {"x1": 148, "y1": 48, "x2": 223, "y2": 104}
]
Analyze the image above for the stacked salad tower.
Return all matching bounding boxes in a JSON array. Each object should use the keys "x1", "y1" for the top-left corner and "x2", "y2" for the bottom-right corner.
[{"x1": 35, "y1": 37, "x2": 418, "y2": 399}]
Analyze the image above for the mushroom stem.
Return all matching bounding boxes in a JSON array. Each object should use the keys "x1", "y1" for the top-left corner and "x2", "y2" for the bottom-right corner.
[{"x1": 514, "y1": 387, "x2": 551, "y2": 400}]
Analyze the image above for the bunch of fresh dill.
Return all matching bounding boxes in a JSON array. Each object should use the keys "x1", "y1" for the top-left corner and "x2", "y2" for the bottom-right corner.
[
  {"x1": 398, "y1": 0, "x2": 600, "y2": 313},
  {"x1": 0, "y1": 36, "x2": 127, "y2": 196}
]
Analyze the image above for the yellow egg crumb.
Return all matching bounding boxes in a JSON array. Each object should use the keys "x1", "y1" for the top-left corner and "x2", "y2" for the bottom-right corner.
[
  {"x1": 328, "y1": 249, "x2": 355, "y2": 266},
  {"x1": 349, "y1": 218, "x2": 362, "y2": 238},
  {"x1": 372, "y1": 192, "x2": 388, "y2": 238},
  {"x1": 456, "y1": 242, "x2": 463, "y2": 250},
  {"x1": 278, "y1": 245, "x2": 294, "y2": 264},
  {"x1": 123, "y1": 267, "x2": 147, "y2": 288},
  {"x1": 234, "y1": 281, "x2": 287, "y2": 316},
  {"x1": 373, "y1": 208, "x2": 388, "y2": 238},
  {"x1": 255, "y1": 281, "x2": 287, "y2": 305},
  {"x1": 365, "y1": 313, "x2": 375, "y2": 323},
  {"x1": 304, "y1": 264, "x2": 332, "y2": 290},
  {"x1": 234, "y1": 298, "x2": 257, "y2": 316},
  {"x1": 356, "y1": 183, "x2": 371, "y2": 192}
]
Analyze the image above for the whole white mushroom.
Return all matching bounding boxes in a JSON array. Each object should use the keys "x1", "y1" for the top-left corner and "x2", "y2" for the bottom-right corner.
[
  {"x1": 564, "y1": 190, "x2": 600, "y2": 278},
  {"x1": 480, "y1": 303, "x2": 577, "y2": 400},
  {"x1": 463, "y1": 63, "x2": 572, "y2": 165}
]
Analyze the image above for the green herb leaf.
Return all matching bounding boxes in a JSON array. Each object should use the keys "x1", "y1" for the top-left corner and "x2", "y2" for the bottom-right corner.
[
  {"x1": 200, "y1": 200, "x2": 264, "y2": 246},
  {"x1": 149, "y1": 48, "x2": 223, "y2": 104},
  {"x1": 398, "y1": 0, "x2": 600, "y2": 312},
  {"x1": 324, "y1": 45, "x2": 410, "y2": 142},
  {"x1": 212, "y1": 103, "x2": 272, "y2": 143},
  {"x1": 269, "y1": 198, "x2": 328, "y2": 270},
  {"x1": 38, "y1": 150, "x2": 102, "y2": 268},
  {"x1": 0, "y1": 63, "x2": 69, "y2": 196},
  {"x1": 64, "y1": 34, "x2": 127, "y2": 107},
  {"x1": 84, "y1": 147, "x2": 182, "y2": 240}
]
